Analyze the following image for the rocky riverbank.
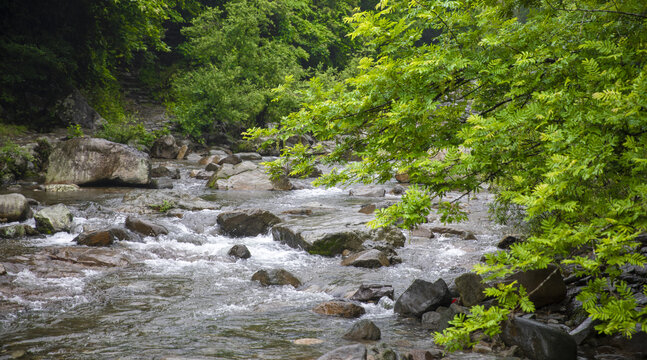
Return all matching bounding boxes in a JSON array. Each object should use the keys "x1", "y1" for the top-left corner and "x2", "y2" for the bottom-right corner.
[{"x1": 0, "y1": 135, "x2": 645, "y2": 360}]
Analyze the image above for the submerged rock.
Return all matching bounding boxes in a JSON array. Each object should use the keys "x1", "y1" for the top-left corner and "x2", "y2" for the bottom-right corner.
[
  {"x1": 317, "y1": 344, "x2": 366, "y2": 360},
  {"x1": 350, "y1": 284, "x2": 394, "y2": 303},
  {"x1": 34, "y1": 204, "x2": 73, "y2": 234},
  {"x1": 501, "y1": 316, "x2": 577, "y2": 360},
  {"x1": 343, "y1": 319, "x2": 381, "y2": 341},
  {"x1": 125, "y1": 216, "x2": 168, "y2": 237},
  {"x1": 341, "y1": 249, "x2": 391, "y2": 268},
  {"x1": 217, "y1": 209, "x2": 280, "y2": 237},
  {"x1": 73, "y1": 228, "x2": 136, "y2": 247},
  {"x1": 313, "y1": 300, "x2": 365, "y2": 318},
  {"x1": 46, "y1": 137, "x2": 150, "y2": 186},
  {"x1": 251, "y1": 269, "x2": 301, "y2": 288},
  {"x1": 228, "y1": 244, "x2": 251, "y2": 259},
  {"x1": 394, "y1": 278, "x2": 452, "y2": 318},
  {"x1": 0, "y1": 193, "x2": 32, "y2": 222}
]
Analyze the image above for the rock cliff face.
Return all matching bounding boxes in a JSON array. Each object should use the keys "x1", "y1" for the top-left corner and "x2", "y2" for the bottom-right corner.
[{"x1": 45, "y1": 138, "x2": 150, "y2": 186}]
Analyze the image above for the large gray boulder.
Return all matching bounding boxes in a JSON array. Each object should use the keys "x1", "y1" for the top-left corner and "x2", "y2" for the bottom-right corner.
[
  {"x1": 0, "y1": 193, "x2": 32, "y2": 222},
  {"x1": 207, "y1": 161, "x2": 292, "y2": 191},
  {"x1": 125, "y1": 216, "x2": 168, "y2": 237},
  {"x1": 34, "y1": 204, "x2": 73, "y2": 234},
  {"x1": 394, "y1": 278, "x2": 452, "y2": 318},
  {"x1": 46, "y1": 137, "x2": 150, "y2": 186},
  {"x1": 0, "y1": 224, "x2": 38, "y2": 238},
  {"x1": 217, "y1": 209, "x2": 281, "y2": 237},
  {"x1": 501, "y1": 317, "x2": 577, "y2": 360},
  {"x1": 271, "y1": 224, "x2": 405, "y2": 257}
]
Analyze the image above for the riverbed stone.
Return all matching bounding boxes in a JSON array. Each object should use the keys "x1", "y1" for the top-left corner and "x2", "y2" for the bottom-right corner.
[
  {"x1": 0, "y1": 224, "x2": 38, "y2": 238},
  {"x1": 125, "y1": 216, "x2": 168, "y2": 237},
  {"x1": 506, "y1": 265, "x2": 566, "y2": 308},
  {"x1": 150, "y1": 135, "x2": 180, "y2": 159},
  {"x1": 313, "y1": 300, "x2": 365, "y2": 318},
  {"x1": 501, "y1": 316, "x2": 577, "y2": 360},
  {"x1": 34, "y1": 204, "x2": 73, "y2": 234},
  {"x1": 218, "y1": 154, "x2": 242, "y2": 165},
  {"x1": 0, "y1": 194, "x2": 32, "y2": 222},
  {"x1": 421, "y1": 305, "x2": 464, "y2": 332},
  {"x1": 394, "y1": 278, "x2": 452, "y2": 318},
  {"x1": 151, "y1": 165, "x2": 175, "y2": 178},
  {"x1": 341, "y1": 249, "x2": 390, "y2": 268},
  {"x1": 73, "y1": 227, "x2": 133, "y2": 247},
  {"x1": 47, "y1": 246, "x2": 133, "y2": 267},
  {"x1": 228, "y1": 244, "x2": 251, "y2": 259},
  {"x1": 205, "y1": 162, "x2": 220, "y2": 172},
  {"x1": 271, "y1": 224, "x2": 404, "y2": 257},
  {"x1": 217, "y1": 209, "x2": 281, "y2": 237},
  {"x1": 46, "y1": 137, "x2": 150, "y2": 186},
  {"x1": 350, "y1": 284, "x2": 394, "y2": 303},
  {"x1": 430, "y1": 227, "x2": 476, "y2": 240},
  {"x1": 214, "y1": 168, "x2": 293, "y2": 191},
  {"x1": 236, "y1": 152, "x2": 262, "y2": 161},
  {"x1": 497, "y1": 235, "x2": 522, "y2": 249},
  {"x1": 349, "y1": 188, "x2": 386, "y2": 197},
  {"x1": 176, "y1": 144, "x2": 188, "y2": 160},
  {"x1": 251, "y1": 269, "x2": 301, "y2": 288},
  {"x1": 454, "y1": 272, "x2": 486, "y2": 307},
  {"x1": 317, "y1": 344, "x2": 367, "y2": 360},
  {"x1": 343, "y1": 319, "x2": 381, "y2": 341}
]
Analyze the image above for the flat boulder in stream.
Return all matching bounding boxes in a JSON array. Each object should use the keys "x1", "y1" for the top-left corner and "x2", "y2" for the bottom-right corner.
[
  {"x1": 74, "y1": 227, "x2": 137, "y2": 247},
  {"x1": 313, "y1": 300, "x2": 365, "y2": 318},
  {"x1": 350, "y1": 284, "x2": 394, "y2": 303},
  {"x1": 271, "y1": 224, "x2": 405, "y2": 257},
  {"x1": 0, "y1": 194, "x2": 32, "y2": 222},
  {"x1": 341, "y1": 249, "x2": 390, "y2": 268},
  {"x1": 217, "y1": 209, "x2": 280, "y2": 237},
  {"x1": 251, "y1": 269, "x2": 301, "y2": 288},
  {"x1": 46, "y1": 137, "x2": 150, "y2": 186},
  {"x1": 125, "y1": 216, "x2": 168, "y2": 237},
  {"x1": 394, "y1": 278, "x2": 452, "y2": 318}
]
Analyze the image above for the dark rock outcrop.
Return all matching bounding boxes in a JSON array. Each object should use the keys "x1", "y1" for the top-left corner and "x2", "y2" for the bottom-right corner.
[
  {"x1": 501, "y1": 316, "x2": 577, "y2": 360},
  {"x1": 150, "y1": 135, "x2": 180, "y2": 159},
  {"x1": 217, "y1": 209, "x2": 281, "y2": 237},
  {"x1": 394, "y1": 278, "x2": 452, "y2": 318},
  {"x1": 507, "y1": 265, "x2": 566, "y2": 308}
]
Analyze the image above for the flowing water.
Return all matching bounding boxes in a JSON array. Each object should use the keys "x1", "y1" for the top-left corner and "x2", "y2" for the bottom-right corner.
[{"x1": 0, "y1": 160, "x2": 508, "y2": 359}]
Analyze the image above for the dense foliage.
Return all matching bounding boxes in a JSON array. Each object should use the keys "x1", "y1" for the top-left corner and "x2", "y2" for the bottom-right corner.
[
  {"x1": 248, "y1": 0, "x2": 647, "y2": 349},
  {"x1": 170, "y1": 0, "x2": 362, "y2": 140}
]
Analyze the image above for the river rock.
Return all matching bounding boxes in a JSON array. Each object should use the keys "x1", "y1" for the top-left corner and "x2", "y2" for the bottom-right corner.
[
  {"x1": 46, "y1": 137, "x2": 150, "y2": 186},
  {"x1": 48, "y1": 246, "x2": 132, "y2": 267},
  {"x1": 349, "y1": 188, "x2": 386, "y2": 197},
  {"x1": 217, "y1": 209, "x2": 280, "y2": 237},
  {"x1": 395, "y1": 172, "x2": 410, "y2": 183},
  {"x1": 55, "y1": 88, "x2": 103, "y2": 129},
  {"x1": 454, "y1": 272, "x2": 486, "y2": 307},
  {"x1": 506, "y1": 265, "x2": 566, "y2": 308},
  {"x1": 501, "y1": 316, "x2": 577, "y2": 360},
  {"x1": 0, "y1": 194, "x2": 32, "y2": 222},
  {"x1": 205, "y1": 162, "x2": 220, "y2": 172},
  {"x1": 430, "y1": 227, "x2": 476, "y2": 240},
  {"x1": 120, "y1": 191, "x2": 217, "y2": 213},
  {"x1": 313, "y1": 300, "x2": 365, "y2": 318},
  {"x1": 251, "y1": 269, "x2": 301, "y2": 288},
  {"x1": 341, "y1": 249, "x2": 390, "y2": 268},
  {"x1": 218, "y1": 154, "x2": 242, "y2": 165},
  {"x1": 235, "y1": 152, "x2": 262, "y2": 161},
  {"x1": 400, "y1": 349, "x2": 443, "y2": 360},
  {"x1": 43, "y1": 184, "x2": 81, "y2": 192},
  {"x1": 497, "y1": 235, "x2": 522, "y2": 249},
  {"x1": 125, "y1": 216, "x2": 168, "y2": 236},
  {"x1": 421, "y1": 304, "x2": 465, "y2": 332},
  {"x1": 34, "y1": 204, "x2": 73, "y2": 234},
  {"x1": 359, "y1": 204, "x2": 376, "y2": 214},
  {"x1": 228, "y1": 244, "x2": 251, "y2": 259},
  {"x1": 150, "y1": 135, "x2": 180, "y2": 159},
  {"x1": 176, "y1": 144, "x2": 188, "y2": 160},
  {"x1": 317, "y1": 344, "x2": 366, "y2": 360},
  {"x1": 213, "y1": 168, "x2": 293, "y2": 191},
  {"x1": 271, "y1": 224, "x2": 404, "y2": 257},
  {"x1": 0, "y1": 224, "x2": 38, "y2": 238},
  {"x1": 149, "y1": 178, "x2": 174, "y2": 189},
  {"x1": 394, "y1": 278, "x2": 452, "y2": 318},
  {"x1": 350, "y1": 284, "x2": 394, "y2": 303},
  {"x1": 568, "y1": 317, "x2": 595, "y2": 345},
  {"x1": 151, "y1": 165, "x2": 175, "y2": 178},
  {"x1": 343, "y1": 319, "x2": 381, "y2": 341},
  {"x1": 194, "y1": 170, "x2": 214, "y2": 180},
  {"x1": 0, "y1": 264, "x2": 6, "y2": 276},
  {"x1": 73, "y1": 227, "x2": 134, "y2": 247}
]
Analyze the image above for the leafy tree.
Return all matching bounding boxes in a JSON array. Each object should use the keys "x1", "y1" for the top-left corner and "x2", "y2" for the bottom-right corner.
[
  {"x1": 170, "y1": 0, "x2": 361, "y2": 141},
  {"x1": 248, "y1": 0, "x2": 647, "y2": 349}
]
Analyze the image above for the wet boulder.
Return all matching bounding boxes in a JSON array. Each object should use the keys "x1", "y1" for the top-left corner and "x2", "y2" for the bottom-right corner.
[
  {"x1": 498, "y1": 235, "x2": 522, "y2": 249},
  {"x1": 506, "y1": 265, "x2": 566, "y2": 308},
  {"x1": 271, "y1": 224, "x2": 405, "y2": 257},
  {"x1": 46, "y1": 137, "x2": 150, "y2": 186},
  {"x1": 251, "y1": 269, "x2": 301, "y2": 288},
  {"x1": 313, "y1": 300, "x2": 365, "y2": 318},
  {"x1": 343, "y1": 319, "x2": 381, "y2": 341},
  {"x1": 421, "y1": 304, "x2": 465, "y2": 332},
  {"x1": 228, "y1": 244, "x2": 251, "y2": 259},
  {"x1": 454, "y1": 272, "x2": 486, "y2": 307},
  {"x1": 214, "y1": 169, "x2": 292, "y2": 191},
  {"x1": 0, "y1": 224, "x2": 38, "y2": 238},
  {"x1": 501, "y1": 317, "x2": 577, "y2": 360},
  {"x1": 43, "y1": 184, "x2": 80, "y2": 192},
  {"x1": 394, "y1": 278, "x2": 452, "y2": 318},
  {"x1": 217, "y1": 154, "x2": 242, "y2": 165},
  {"x1": 0, "y1": 193, "x2": 32, "y2": 222},
  {"x1": 349, "y1": 188, "x2": 386, "y2": 197},
  {"x1": 217, "y1": 209, "x2": 281, "y2": 237},
  {"x1": 34, "y1": 204, "x2": 73, "y2": 234},
  {"x1": 341, "y1": 249, "x2": 391, "y2": 268},
  {"x1": 73, "y1": 228, "x2": 135, "y2": 247},
  {"x1": 125, "y1": 216, "x2": 168, "y2": 237},
  {"x1": 431, "y1": 227, "x2": 476, "y2": 240},
  {"x1": 150, "y1": 165, "x2": 175, "y2": 178},
  {"x1": 235, "y1": 152, "x2": 262, "y2": 161},
  {"x1": 150, "y1": 135, "x2": 180, "y2": 159},
  {"x1": 350, "y1": 284, "x2": 394, "y2": 303},
  {"x1": 317, "y1": 344, "x2": 367, "y2": 360},
  {"x1": 55, "y1": 88, "x2": 103, "y2": 130},
  {"x1": 47, "y1": 246, "x2": 133, "y2": 267}
]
